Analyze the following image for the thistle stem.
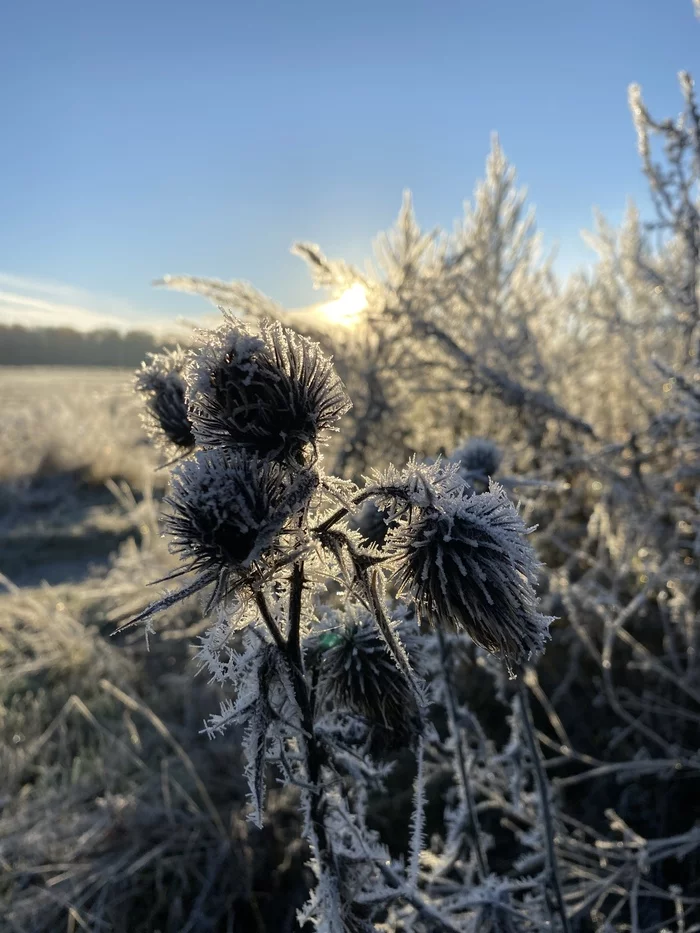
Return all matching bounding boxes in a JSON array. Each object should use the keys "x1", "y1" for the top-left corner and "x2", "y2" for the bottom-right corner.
[
  {"x1": 313, "y1": 488, "x2": 375, "y2": 534},
  {"x1": 253, "y1": 592, "x2": 286, "y2": 652},
  {"x1": 367, "y1": 569, "x2": 417, "y2": 689},
  {"x1": 286, "y1": 561, "x2": 305, "y2": 668},
  {"x1": 285, "y1": 560, "x2": 336, "y2": 902},
  {"x1": 315, "y1": 506, "x2": 350, "y2": 534},
  {"x1": 517, "y1": 676, "x2": 572, "y2": 933},
  {"x1": 436, "y1": 628, "x2": 488, "y2": 880}
]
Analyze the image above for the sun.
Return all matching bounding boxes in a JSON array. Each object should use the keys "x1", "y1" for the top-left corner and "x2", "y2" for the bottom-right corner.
[{"x1": 319, "y1": 283, "x2": 368, "y2": 328}]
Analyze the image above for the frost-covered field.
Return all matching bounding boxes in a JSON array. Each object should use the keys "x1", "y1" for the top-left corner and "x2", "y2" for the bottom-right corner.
[
  {"x1": 0, "y1": 368, "x2": 312, "y2": 931},
  {"x1": 0, "y1": 367, "x2": 155, "y2": 487},
  {"x1": 0, "y1": 367, "x2": 149, "y2": 586}
]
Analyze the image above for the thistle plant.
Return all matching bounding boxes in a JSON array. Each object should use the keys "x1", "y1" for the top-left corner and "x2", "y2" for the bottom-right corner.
[
  {"x1": 122, "y1": 313, "x2": 554, "y2": 931},
  {"x1": 309, "y1": 607, "x2": 424, "y2": 753}
]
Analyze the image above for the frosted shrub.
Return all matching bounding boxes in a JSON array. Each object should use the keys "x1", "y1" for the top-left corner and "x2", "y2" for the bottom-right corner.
[
  {"x1": 156, "y1": 138, "x2": 593, "y2": 477},
  {"x1": 121, "y1": 314, "x2": 556, "y2": 932}
]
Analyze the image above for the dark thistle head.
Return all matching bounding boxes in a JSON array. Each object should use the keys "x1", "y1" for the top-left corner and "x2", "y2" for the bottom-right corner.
[
  {"x1": 391, "y1": 481, "x2": 552, "y2": 676},
  {"x1": 187, "y1": 315, "x2": 351, "y2": 463},
  {"x1": 135, "y1": 347, "x2": 195, "y2": 449},
  {"x1": 451, "y1": 437, "x2": 502, "y2": 482},
  {"x1": 164, "y1": 449, "x2": 316, "y2": 601},
  {"x1": 313, "y1": 613, "x2": 422, "y2": 751}
]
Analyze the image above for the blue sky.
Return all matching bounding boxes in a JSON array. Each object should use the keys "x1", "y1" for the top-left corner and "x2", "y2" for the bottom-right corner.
[{"x1": 1, "y1": 0, "x2": 698, "y2": 330}]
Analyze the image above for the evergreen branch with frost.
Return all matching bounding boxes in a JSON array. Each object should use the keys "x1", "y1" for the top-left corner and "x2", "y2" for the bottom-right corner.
[
  {"x1": 155, "y1": 274, "x2": 287, "y2": 323},
  {"x1": 628, "y1": 65, "x2": 700, "y2": 363}
]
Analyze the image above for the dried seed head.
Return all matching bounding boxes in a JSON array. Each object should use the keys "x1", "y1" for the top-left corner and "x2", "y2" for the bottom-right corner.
[
  {"x1": 314, "y1": 614, "x2": 422, "y2": 750},
  {"x1": 135, "y1": 347, "x2": 195, "y2": 449},
  {"x1": 165, "y1": 449, "x2": 315, "y2": 597},
  {"x1": 451, "y1": 437, "x2": 502, "y2": 481},
  {"x1": 391, "y1": 482, "x2": 551, "y2": 676},
  {"x1": 187, "y1": 315, "x2": 351, "y2": 463}
]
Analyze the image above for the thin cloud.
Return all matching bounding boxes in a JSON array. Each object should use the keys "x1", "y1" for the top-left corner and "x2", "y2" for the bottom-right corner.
[
  {"x1": 0, "y1": 273, "x2": 164, "y2": 333},
  {"x1": 0, "y1": 291, "x2": 133, "y2": 331}
]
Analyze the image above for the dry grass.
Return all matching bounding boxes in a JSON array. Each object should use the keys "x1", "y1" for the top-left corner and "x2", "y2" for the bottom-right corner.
[
  {"x1": 0, "y1": 541, "x2": 310, "y2": 932},
  {"x1": 0, "y1": 368, "x2": 160, "y2": 490},
  {"x1": 0, "y1": 369, "x2": 310, "y2": 932}
]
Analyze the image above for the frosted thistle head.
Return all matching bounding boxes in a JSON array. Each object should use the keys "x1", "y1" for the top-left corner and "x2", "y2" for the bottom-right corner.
[
  {"x1": 391, "y1": 482, "x2": 551, "y2": 676},
  {"x1": 164, "y1": 449, "x2": 316, "y2": 602},
  {"x1": 313, "y1": 614, "x2": 423, "y2": 751},
  {"x1": 135, "y1": 347, "x2": 195, "y2": 450},
  {"x1": 187, "y1": 315, "x2": 351, "y2": 463},
  {"x1": 451, "y1": 437, "x2": 502, "y2": 482}
]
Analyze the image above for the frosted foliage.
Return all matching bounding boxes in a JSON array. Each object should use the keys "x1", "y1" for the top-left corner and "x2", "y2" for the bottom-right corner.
[
  {"x1": 202, "y1": 632, "x2": 299, "y2": 827},
  {"x1": 158, "y1": 135, "x2": 590, "y2": 472}
]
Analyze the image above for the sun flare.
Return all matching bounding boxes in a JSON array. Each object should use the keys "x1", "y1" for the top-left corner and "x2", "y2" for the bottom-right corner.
[{"x1": 319, "y1": 283, "x2": 368, "y2": 328}]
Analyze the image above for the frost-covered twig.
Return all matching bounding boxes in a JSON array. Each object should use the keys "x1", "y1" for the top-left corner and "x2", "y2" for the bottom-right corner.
[{"x1": 517, "y1": 677, "x2": 572, "y2": 933}]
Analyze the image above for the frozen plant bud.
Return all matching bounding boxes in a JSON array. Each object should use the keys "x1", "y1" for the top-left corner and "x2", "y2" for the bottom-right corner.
[
  {"x1": 188, "y1": 315, "x2": 351, "y2": 463},
  {"x1": 314, "y1": 613, "x2": 422, "y2": 750},
  {"x1": 165, "y1": 449, "x2": 316, "y2": 602},
  {"x1": 135, "y1": 347, "x2": 195, "y2": 449},
  {"x1": 451, "y1": 437, "x2": 502, "y2": 481},
  {"x1": 392, "y1": 482, "x2": 551, "y2": 676}
]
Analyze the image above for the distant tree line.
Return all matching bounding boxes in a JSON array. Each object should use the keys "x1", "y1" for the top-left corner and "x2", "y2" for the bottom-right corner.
[{"x1": 0, "y1": 325, "x2": 175, "y2": 367}]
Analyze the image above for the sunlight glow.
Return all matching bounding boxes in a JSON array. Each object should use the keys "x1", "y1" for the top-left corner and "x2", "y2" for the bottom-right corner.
[{"x1": 319, "y1": 283, "x2": 368, "y2": 328}]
